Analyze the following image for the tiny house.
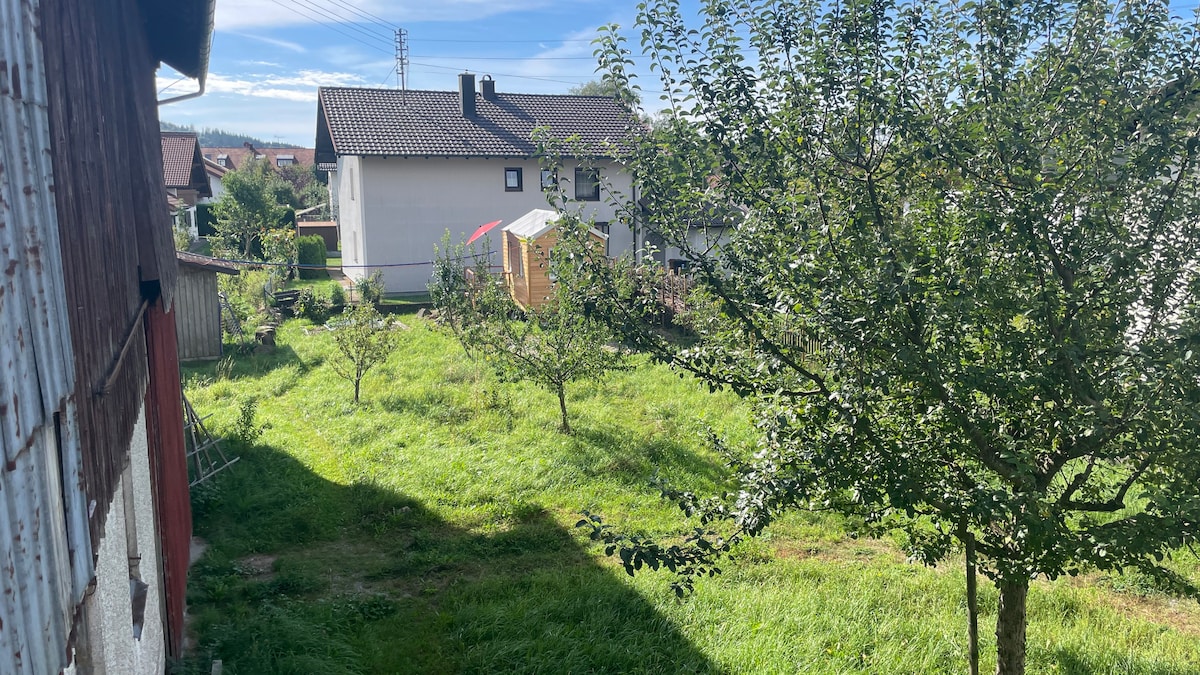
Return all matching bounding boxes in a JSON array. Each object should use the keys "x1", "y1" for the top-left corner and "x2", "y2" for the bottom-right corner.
[{"x1": 501, "y1": 209, "x2": 607, "y2": 309}]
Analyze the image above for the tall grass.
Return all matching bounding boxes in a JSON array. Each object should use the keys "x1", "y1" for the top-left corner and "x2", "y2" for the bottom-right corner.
[{"x1": 179, "y1": 320, "x2": 1200, "y2": 674}]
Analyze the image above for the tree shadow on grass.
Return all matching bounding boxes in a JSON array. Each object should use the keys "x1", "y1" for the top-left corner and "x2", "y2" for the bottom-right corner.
[
  {"x1": 1049, "y1": 648, "x2": 1197, "y2": 675},
  {"x1": 572, "y1": 423, "x2": 730, "y2": 490},
  {"x1": 183, "y1": 441, "x2": 721, "y2": 675}
]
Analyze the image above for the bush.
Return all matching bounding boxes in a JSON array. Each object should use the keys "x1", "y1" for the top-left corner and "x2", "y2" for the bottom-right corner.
[
  {"x1": 329, "y1": 283, "x2": 346, "y2": 310},
  {"x1": 355, "y1": 270, "x2": 385, "y2": 308},
  {"x1": 297, "y1": 235, "x2": 327, "y2": 280},
  {"x1": 295, "y1": 287, "x2": 332, "y2": 324},
  {"x1": 219, "y1": 270, "x2": 274, "y2": 336}
]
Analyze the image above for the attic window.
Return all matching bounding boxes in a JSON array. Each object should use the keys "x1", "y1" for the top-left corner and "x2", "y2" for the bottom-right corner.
[
  {"x1": 216, "y1": 155, "x2": 228, "y2": 167},
  {"x1": 505, "y1": 167, "x2": 523, "y2": 192},
  {"x1": 276, "y1": 155, "x2": 296, "y2": 167},
  {"x1": 574, "y1": 168, "x2": 600, "y2": 201}
]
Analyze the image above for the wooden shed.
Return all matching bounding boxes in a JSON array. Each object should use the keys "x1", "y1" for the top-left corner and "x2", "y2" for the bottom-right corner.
[
  {"x1": 175, "y1": 251, "x2": 239, "y2": 360},
  {"x1": 501, "y1": 209, "x2": 607, "y2": 309}
]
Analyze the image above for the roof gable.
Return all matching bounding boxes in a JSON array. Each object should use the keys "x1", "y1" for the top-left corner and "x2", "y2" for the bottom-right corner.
[
  {"x1": 161, "y1": 131, "x2": 211, "y2": 195},
  {"x1": 316, "y1": 86, "x2": 641, "y2": 162},
  {"x1": 503, "y1": 209, "x2": 608, "y2": 241}
]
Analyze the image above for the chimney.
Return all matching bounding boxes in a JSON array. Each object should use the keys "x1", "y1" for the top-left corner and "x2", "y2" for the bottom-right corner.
[
  {"x1": 480, "y1": 75, "x2": 496, "y2": 100},
  {"x1": 458, "y1": 72, "x2": 476, "y2": 117}
]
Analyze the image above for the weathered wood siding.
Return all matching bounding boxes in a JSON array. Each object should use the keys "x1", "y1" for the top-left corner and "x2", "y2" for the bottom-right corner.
[
  {"x1": 40, "y1": 0, "x2": 180, "y2": 552},
  {"x1": 175, "y1": 266, "x2": 223, "y2": 360}
]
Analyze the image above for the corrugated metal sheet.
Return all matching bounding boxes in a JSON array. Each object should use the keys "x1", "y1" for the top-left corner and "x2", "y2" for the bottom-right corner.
[{"x1": 0, "y1": 0, "x2": 95, "y2": 673}]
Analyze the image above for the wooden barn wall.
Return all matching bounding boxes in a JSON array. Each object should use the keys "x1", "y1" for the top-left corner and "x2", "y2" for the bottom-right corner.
[
  {"x1": 175, "y1": 267, "x2": 222, "y2": 361},
  {"x1": 143, "y1": 301, "x2": 192, "y2": 660},
  {"x1": 39, "y1": 0, "x2": 179, "y2": 549}
]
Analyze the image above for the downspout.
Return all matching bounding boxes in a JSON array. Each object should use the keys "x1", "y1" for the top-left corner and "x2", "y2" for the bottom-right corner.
[{"x1": 157, "y1": 75, "x2": 205, "y2": 106}]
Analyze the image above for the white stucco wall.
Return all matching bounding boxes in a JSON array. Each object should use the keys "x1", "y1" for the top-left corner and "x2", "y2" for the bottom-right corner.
[
  {"x1": 64, "y1": 403, "x2": 166, "y2": 675},
  {"x1": 341, "y1": 156, "x2": 635, "y2": 292},
  {"x1": 335, "y1": 156, "x2": 366, "y2": 278}
]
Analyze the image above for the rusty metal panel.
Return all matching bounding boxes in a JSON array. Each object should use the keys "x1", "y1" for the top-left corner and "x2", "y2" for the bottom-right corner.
[
  {"x1": 0, "y1": 0, "x2": 75, "y2": 466},
  {"x1": 0, "y1": 0, "x2": 100, "y2": 672},
  {"x1": 0, "y1": 427, "x2": 79, "y2": 675}
]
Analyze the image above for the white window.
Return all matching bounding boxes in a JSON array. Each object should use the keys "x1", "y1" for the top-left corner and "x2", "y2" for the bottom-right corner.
[{"x1": 540, "y1": 169, "x2": 557, "y2": 190}]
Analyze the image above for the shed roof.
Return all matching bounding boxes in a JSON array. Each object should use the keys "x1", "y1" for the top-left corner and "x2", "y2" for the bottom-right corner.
[
  {"x1": 315, "y1": 84, "x2": 640, "y2": 163},
  {"x1": 503, "y1": 209, "x2": 608, "y2": 241},
  {"x1": 161, "y1": 132, "x2": 212, "y2": 195},
  {"x1": 176, "y1": 250, "x2": 239, "y2": 274}
]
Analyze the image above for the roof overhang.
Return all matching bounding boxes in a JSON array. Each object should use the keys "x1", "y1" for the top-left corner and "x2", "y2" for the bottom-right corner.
[
  {"x1": 140, "y1": 0, "x2": 215, "y2": 82},
  {"x1": 176, "y1": 250, "x2": 239, "y2": 274}
]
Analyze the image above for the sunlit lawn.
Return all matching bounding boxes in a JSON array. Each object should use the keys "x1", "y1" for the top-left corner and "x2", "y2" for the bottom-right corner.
[{"x1": 179, "y1": 318, "x2": 1200, "y2": 674}]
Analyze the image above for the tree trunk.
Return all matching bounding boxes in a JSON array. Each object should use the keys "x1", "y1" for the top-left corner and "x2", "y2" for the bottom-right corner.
[
  {"x1": 965, "y1": 533, "x2": 979, "y2": 675},
  {"x1": 354, "y1": 377, "x2": 361, "y2": 403},
  {"x1": 994, "y1": 577, "x2": 1029, "y2": 675},
  {"x1": 557, "y1": 386, "x2": 571, "y2": 434}
]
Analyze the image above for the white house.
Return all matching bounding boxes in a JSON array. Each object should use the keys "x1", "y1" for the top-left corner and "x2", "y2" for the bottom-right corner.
[{"x1": 315, "y1": 74, "x2": 642, "y2": 293}]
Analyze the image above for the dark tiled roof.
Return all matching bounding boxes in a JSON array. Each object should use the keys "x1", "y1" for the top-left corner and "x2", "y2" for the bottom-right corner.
[
  {"x1": 316, "y1": 87, "x2": 640, "y2": 160},
  {"x1": 161, "y1": 131, "x2": 203, "y2": 188}
]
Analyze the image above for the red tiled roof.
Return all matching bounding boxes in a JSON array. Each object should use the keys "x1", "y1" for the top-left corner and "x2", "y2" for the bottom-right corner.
[
  {"x1": 201, "y1": 146, "x2": 315, "y2": 171},
  {"x1": 161, "y1": 131, "x2": 205, "y2": 188},
  {"x1": 315, "y1": 86, "x2": 640, "y2": 160}
]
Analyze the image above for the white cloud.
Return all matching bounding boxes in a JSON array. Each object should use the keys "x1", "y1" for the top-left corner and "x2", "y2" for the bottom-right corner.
[
  {"x1": 229, "y1": 32, "x2": 307, "y2": 54},
  {"x1": 157, "y1": 69, "x2": 367, "y2": 103}
]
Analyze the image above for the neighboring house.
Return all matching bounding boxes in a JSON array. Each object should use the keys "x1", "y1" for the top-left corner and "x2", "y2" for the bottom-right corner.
[
  {"x1": 314, "y1": 73, "x2": 642, "y2": 293},
  {"x1": 175, "y1": 252, "x2": 240, "y2": 361},
  {"x1": 162, "y1": 131, "x2": 213, "y2": 236},
  {"x1": 203, "y1": 156, "x2": 228, "y2": 202},
  {"x1": 202, "y1": 143, "x2": 316, "y2": 171},
  {"x1": 1, "y1": 0, "x2": 212, "y2": 673},
  {"x1": 501, "y1": 209, "x2": 607, "y2": 309}
]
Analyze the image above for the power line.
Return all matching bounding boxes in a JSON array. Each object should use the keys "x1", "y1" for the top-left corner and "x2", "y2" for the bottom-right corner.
[
  {"x1": 288, "y1": 0, "x2": 394, "y2": 47},
  {"x1": 263, "y1": 0, "x2": 392, "y2": 55},
  {"x1": 418, "y1": 38, "x2": 597, "y2": 43},
  {"x1": 323, "y1": 0, "x2": 398, "y2": 31},
  {"x1": 407, "y1": 61, "x2": 595, "y2": 85},
  {"x1": 411, "y1": 55, "x2": 616, "y2": 61}
]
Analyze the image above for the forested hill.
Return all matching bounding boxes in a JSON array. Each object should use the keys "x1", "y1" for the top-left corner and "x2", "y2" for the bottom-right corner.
[{"x1": 159, "y1": 121, "x2": 301, "y2": 148}]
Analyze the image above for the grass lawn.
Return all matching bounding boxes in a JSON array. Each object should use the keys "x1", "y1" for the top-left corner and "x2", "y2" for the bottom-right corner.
[{"x1": 180, "y1": 319, "x2": 1200, "y2": 674}]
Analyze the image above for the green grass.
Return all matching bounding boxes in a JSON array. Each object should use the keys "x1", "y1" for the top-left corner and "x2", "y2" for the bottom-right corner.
[{"x1": 180, "y1": 320, "x2": 1200, "y2": 674}]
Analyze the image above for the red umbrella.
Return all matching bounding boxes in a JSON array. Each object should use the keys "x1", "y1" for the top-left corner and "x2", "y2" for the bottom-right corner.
[{"x1": 466, "y1": 219, "x2": 502, "y2": 244}]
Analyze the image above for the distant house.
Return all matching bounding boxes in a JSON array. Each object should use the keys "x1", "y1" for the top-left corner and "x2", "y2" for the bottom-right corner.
[
  {"x1": 1, "y1": 0, "x2": 211, "y2": 673},
  {"x1": 314, "y1": 74, "x2": 642, "y2": 293},
  {"x1": 202, "y1": 142, "x2": 316, "y2": 171},
  {"x1": 203, "y1": 156, "x2": 229, "y2": 201},
  {"x1": 162, "y1": 131, "x2": 213, "y2": 236},
  {"x1": 501, "y1": 209, "x2": 607, "y2": 309}
]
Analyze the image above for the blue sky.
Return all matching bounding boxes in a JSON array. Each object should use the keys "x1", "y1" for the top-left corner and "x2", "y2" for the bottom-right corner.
[
  {"x1": 158, "y1": 0, "x2": 1200, "y2": 147},
  {"x1": 156, "y1": 0, "x2": 660, "y2": 146}
]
